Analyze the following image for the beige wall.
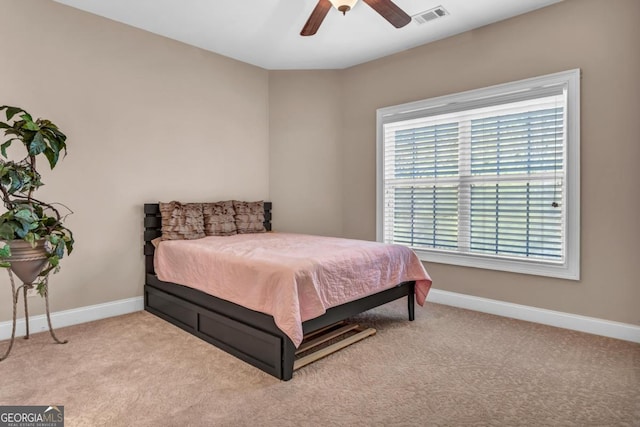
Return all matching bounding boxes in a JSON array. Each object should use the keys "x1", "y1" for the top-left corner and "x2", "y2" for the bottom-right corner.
[
  {"x1": 2, "y1": 0, "x2": 638, "y2": 328},
  {"x1": 0, "y1": 0, "x2": 269, "y2": 321},
  {"x1": 269, "y1": 71, "x2": 343, "y2": 236},
  {"x1": 340, "y1": 0, "x2": 640, "y2": 325}
]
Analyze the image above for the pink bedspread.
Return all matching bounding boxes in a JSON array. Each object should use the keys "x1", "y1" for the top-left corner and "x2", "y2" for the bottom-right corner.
[{"x1": 154, "y1": 232, "x2": 432, "y2": 347}]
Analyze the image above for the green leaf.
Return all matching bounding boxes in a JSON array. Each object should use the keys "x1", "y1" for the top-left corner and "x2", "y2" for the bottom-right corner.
[
  {"x1": 0, "y1": 140, "x2": 13, "y2": 158},
  {"x1": 21, "y1": 115, "x2": 38, "y2": 130},
  {"x1": 49, "y1": 126, "x2": 66, "y2": 140},
  {"x1": 65, "y1": 233, "x2": 74, "y2": 255},
  {"x1": 36, "y1": 282, "x2": 47, "y2": 296},
  {"x1": 49, "y1": 255, "x2": 60, "y2": 267},
  {"x1": 43, "y1": 217, "x2": 57, "y2": 227},
  {"x1": 0, "y1": 223, "x2": 15, "y2": 240},
  {"x1": 0, "y1": 243, "x2": 11, "y2": 258},
  {"x1": 0, "y1": 261, "x2": 11, "y2": 268},
  {"x1": 55, "y1": 241, "x2": 64, "y2": 258},
  {"x1": 29, "y1": 132, "x2": 47, "y2": 156},
  {"x1": 24, "y1": 232, "x2": 36, "y2": 245},
  {"x1": 44, "y1": 147, "x2": 59, "y2": 169},
  {"x1": 47, "y1": 138, "x2": 60, "y2": 154},
  {"x1": 32, "y1": 204, "x2": 44, "y2": 217},
  {"x1": 19, "y1": 129, "x2": 35, "y2": 145},
  {"x1": 5, "y1": 107, "x2": 23, "y2": 121},
  {"x1": 14, "y1": 208, "x2": 35, "y2": 221},
  {"x1": 9, "y1": 168, "x2": 29, "y2": 194},
  {"x1": 40, "y1": 128, "x2": 64, "y2": 168},
  {"x1": 20, "y1": 112, "x2": 33, "y2": 122}
]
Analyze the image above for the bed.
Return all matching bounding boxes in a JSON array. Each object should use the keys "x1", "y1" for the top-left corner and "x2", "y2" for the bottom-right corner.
[{"x1": 143, "y1": 202, "x2": 431, "y2": 380}]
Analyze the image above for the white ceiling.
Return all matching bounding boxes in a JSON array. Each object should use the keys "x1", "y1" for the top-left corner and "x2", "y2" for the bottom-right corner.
[{"x1": 53, "y1": 0, "x2": 562, "y2": 70}]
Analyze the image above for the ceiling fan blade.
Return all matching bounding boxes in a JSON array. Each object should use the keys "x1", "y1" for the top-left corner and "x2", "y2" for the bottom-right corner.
[
  {"x1": 362, "y1": 0, "x2": 411, "y2": 28},
  {"x1": 301, "y1": 0, "x2": 332, "y2": 36}
]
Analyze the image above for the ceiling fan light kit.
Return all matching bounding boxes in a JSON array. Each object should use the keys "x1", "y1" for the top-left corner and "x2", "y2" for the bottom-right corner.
[
  {"x1": 301, "y1": 0, "x2": 411, "y2": 36},
  {"x1": 328, "y1": 0, "x2": 358, "y2": 15}
]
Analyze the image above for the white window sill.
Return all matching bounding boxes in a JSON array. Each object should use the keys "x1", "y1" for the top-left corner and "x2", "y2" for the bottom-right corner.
[{"x1": 413, "y1": 248, "x2": 580, "y2": 280}]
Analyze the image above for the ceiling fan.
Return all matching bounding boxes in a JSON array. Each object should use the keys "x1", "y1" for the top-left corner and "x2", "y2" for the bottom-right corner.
[{"x1": 301, "y1": 0, "x2": 411, "y2": 36}]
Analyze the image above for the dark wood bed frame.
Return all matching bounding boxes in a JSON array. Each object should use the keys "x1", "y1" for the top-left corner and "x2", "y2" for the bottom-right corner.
[{"x1": 143, "y1": 202, "x2": 416, "y2": 380}]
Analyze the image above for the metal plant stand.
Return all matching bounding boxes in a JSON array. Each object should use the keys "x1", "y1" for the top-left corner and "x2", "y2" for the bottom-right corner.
[{"x1": 0, "y1": 269, "x2": 67, "y2": 361}]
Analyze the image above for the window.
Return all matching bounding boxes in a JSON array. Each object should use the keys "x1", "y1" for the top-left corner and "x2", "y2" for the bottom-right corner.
[{"x1": 377, "y1": 70, "x2": 580, "y2": 279}]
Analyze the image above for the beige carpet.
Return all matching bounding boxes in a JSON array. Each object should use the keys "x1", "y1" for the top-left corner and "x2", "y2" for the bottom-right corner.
[{"x1": 1, "y1": 300, "x2": 638, "y2": 426}]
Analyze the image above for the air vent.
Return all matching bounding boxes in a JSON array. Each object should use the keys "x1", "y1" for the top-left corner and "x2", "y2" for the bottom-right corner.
[{"x1": 413, "y1": 6, "x2": 449, "y2": 24}]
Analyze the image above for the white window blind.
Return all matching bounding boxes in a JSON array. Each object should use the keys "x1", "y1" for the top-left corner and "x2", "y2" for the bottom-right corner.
[{"x1": 377, "y1": 70, "x2": 580, "y2": 279}]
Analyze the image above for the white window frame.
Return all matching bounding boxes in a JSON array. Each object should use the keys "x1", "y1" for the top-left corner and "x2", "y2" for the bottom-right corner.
[{"x1": 376, "y1": 69, "x2": 580, "y2": 280}]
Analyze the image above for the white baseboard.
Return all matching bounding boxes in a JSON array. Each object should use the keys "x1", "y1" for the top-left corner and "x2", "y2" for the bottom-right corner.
[
  {"x1": 427, "y1": 289, "x2": 640, "y2": 344},
  {"x1": 3, "y1": 291, "x2": 638, "y2": 344},
  {"x1": 0, "y1": 296, "x2": 144, "y2": 341}
]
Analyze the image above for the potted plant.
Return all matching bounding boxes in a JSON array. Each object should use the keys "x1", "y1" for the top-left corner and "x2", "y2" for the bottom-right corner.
[{"x1": 0, "y1": 105, "x2": 73, "y2": 295}]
